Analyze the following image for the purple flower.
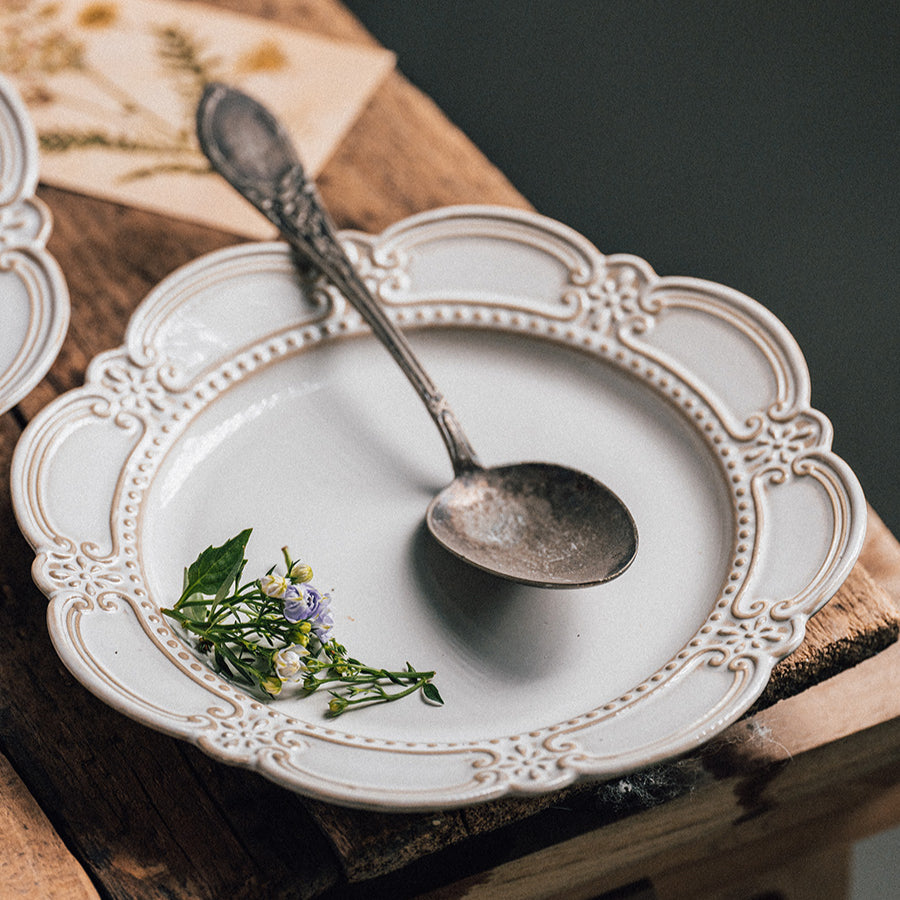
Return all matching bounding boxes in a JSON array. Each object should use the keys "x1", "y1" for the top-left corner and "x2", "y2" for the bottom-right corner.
[{"x1": 283, "y1": 583, "x2": 333, "y2": 639}]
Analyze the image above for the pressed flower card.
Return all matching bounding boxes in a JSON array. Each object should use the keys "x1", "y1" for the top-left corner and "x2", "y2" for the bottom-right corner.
[{"x1": 0, "y1": 0, "x2": 395, "y2": 237}]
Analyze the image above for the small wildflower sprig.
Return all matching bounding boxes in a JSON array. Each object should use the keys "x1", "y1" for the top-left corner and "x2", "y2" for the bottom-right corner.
[{"x1": 161, "y1": 530, "x2": 442, "y2": 716}]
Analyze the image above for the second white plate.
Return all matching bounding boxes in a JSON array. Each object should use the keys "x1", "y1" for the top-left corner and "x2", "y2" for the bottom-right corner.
[{"x1": 0, "y1": 74, "x2": 69, "y2": 414}]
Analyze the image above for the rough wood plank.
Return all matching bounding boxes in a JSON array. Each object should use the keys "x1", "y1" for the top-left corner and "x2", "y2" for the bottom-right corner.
[
  {"x1": 0, "y1": 752, "x2": 99, "y2": 900},
  {"x1": 654, "y1": 843, "x2": 852, "y2": 900},
  {"x1": 753, "y1": 563, "x2": 900, "y2": 711},
  {"x1": 319, "y1": 71, "x2": 530, "y2": 234},
  {"x1": 0, "y1": 2, "x2": 897, "y2": 899}
]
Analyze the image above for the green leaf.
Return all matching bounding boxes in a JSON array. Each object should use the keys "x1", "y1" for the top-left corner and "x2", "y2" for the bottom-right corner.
[
  {"x1": 212, "y1": 575, "x2": 234, "y2": 607},
  {"x1": 178, "y1": 529, "x2": 251, "y2": 605},
  {"x1": 180, "y1": 592, "x2": 208, "y2": 623},
  {"x1": 213, "y1": 648, "x2": 233, "y2": 677},
  {"x1": 422, "y1": 681, "x2": 443, "y2": 705}
]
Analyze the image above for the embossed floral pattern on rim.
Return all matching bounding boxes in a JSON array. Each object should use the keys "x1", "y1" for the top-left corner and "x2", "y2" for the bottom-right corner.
[{"x1": 11, "y1": 206, "x2": 866, "y2": 810}]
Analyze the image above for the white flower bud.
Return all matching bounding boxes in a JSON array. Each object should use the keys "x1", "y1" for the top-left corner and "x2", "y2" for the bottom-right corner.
[
  {"x1": 260, "y1": 574, "x2": 290, "y2": 598},
  {"x1": 273, "y1": 645, "x2": 308, "y2": 681}
]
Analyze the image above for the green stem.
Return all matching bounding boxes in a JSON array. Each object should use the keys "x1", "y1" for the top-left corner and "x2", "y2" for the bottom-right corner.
[{"x1": 161, "y1": 538, "x2": 441, "y2": 715}]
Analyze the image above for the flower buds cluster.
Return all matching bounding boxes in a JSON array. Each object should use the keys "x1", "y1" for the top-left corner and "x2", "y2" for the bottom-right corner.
[{"x1": 163, "y1": 530, "x2": 440, "y2": 716}]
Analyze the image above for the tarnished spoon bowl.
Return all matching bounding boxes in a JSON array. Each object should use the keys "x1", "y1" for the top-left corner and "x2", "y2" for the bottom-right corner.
[
  {"x1": 427, "y1": 463, "x2": 637, "y2": 586},
  {"x1": 197, "y1": 82, "x2": 637, "y2": 588}
]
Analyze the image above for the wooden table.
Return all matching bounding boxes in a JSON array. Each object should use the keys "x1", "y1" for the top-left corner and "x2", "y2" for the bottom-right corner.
[{"x1": 2, "y1": 3, "x2": 899, "y2": 898}]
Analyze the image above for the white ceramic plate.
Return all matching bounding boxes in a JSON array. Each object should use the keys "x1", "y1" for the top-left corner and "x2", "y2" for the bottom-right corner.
[
  {"x1": 0, "y1": 75, "x2": 69, "y2": 414},
  {"x1": 11, "y1": 206, "x2": 865, "y2": 810}
]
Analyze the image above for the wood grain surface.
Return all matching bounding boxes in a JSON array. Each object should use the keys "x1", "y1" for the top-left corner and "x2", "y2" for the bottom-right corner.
[
  {"x1": 0, "y1": 752, "x2": 99, "y2": 900},
  {"x1": 1, "y1": 1, "x2": 898, "y2": 897}
]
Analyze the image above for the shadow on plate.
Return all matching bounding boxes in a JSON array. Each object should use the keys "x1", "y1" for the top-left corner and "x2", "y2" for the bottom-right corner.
[{"x1": 409, "y1": 522, "x2": 581, "y2": 680}]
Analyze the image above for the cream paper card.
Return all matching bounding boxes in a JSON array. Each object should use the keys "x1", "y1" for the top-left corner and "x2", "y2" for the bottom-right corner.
[{"x1": 1, "y1": 0, "x2": 395, "y2": 237}]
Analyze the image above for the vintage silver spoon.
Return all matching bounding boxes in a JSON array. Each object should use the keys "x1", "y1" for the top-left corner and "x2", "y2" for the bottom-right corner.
[{"x1": 196, "y1": 82, "x2": 637, "y2": 588}]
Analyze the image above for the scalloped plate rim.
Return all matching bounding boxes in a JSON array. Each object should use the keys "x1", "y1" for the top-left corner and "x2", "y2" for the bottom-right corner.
[{"x1": 10, "y1": 204, "x2": 866, "y2": 810}]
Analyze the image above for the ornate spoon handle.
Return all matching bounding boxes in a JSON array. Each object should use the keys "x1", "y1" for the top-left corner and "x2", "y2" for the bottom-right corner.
[{"x1": 197, "y1": 82, "x2": 480, "y2": 475}]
